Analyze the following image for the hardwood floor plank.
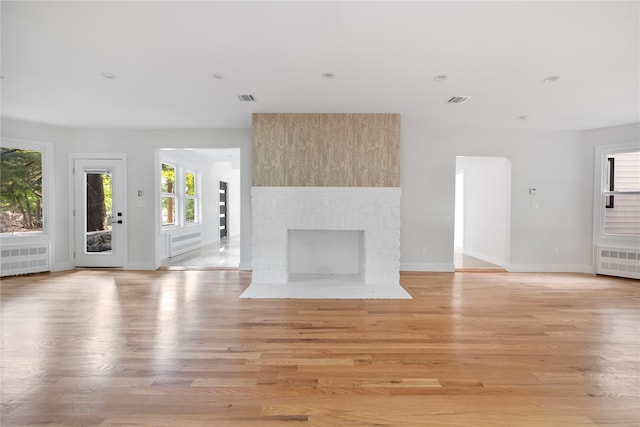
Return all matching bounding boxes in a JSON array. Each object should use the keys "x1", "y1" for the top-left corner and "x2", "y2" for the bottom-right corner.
[{"x1": 1, "y1": 270, "x2": 638, "y2": 426}]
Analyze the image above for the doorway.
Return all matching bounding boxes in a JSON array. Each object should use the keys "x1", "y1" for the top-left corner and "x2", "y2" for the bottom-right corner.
[
  {"x1": 73, "y1": 157, "x2": 127, "y2": 267},
  {"x1": 158, "y1": 148, "x2": 240, "y2": 268},
  {"x1": 454, "y1": 156, "x2": 510, "y2": 270}
]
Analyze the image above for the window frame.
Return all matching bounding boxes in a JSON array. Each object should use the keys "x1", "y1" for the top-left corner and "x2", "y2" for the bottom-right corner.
[
  {"x1": 593, "y1": 142, "x2": 640, "y2": 247},
  {"x1": 184, "y1": 170, "x2": 198, "y2": 224},
  {"x1": 159, "y1": 156, "x2": 201, "y2": 232},
  {"x1": 605, "y1": 157, "x2": 615, "y2": 209},
  {"x1": 0, "y1": 138, "x2": 53, "y2": 240},
  {"x1": 161, "y1": 162, "x2": 178, "y2": 228}
]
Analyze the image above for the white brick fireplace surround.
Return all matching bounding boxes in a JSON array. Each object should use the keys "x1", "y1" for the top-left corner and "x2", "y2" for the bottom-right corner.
[{"x1": 242, "y1": 187, "x2": 411, "y2": 299}]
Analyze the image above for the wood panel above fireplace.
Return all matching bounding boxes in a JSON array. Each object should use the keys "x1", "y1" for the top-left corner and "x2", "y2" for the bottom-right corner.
[{"x1": 252, "y1": 113, "x2": 400, "y2": 187}]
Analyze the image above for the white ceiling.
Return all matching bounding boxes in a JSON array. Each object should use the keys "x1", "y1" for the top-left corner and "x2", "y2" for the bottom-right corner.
[{"x1": 1, "y1": 1, "x2": 638, "y2": 131}]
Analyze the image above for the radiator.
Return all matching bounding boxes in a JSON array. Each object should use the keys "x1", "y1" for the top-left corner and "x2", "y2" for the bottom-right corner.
[
  {"x1": 0, "y1": 242, "x2": 49, "y2": 277},
  {"x1": 597, "y1": 245, "x2": 640, "y2": 280},
  {"x1": 168, "y1": 230, "x2": 202, "y2": 257}
]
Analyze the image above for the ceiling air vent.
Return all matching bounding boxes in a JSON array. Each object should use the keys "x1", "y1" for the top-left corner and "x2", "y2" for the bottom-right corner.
[
  {"x1": 447, "y1": 96, "x2": 471, "y2": 104},
  {"x1": 237, "y1": 94, "x2": 256, "y2": 102}
]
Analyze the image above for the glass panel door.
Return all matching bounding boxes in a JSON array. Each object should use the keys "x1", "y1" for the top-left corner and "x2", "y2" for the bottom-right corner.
[{"x1": 74, "y1": 158, "x2": 127, "y2": 267}]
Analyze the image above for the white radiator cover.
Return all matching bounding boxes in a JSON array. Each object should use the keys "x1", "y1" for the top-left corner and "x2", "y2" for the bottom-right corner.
[
  {"x1": 597, "y1": 245, "x2": 640, "y2": 279},
  {"x1": 168, "y1": 229, "x2": 202, "y2": 257},
  {"x1": 0, "y1": 242, "x2": 49, "y2": 277}
]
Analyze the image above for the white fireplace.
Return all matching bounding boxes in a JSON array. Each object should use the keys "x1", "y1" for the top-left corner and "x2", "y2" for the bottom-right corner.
[{"x1": 243, "y1": 186, "x2": 409, "y2": 298}]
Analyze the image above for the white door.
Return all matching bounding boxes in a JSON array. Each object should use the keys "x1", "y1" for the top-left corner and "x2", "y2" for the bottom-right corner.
[{"x1": 74, "y1": 158, "x2": 127, "y2": 267}]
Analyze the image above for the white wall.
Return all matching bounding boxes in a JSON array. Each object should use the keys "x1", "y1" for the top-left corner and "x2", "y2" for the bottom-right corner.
[
  {"x1": 456, "y1": 156, "x2": 510, "y2": 267},
  {"x1": 1, "y1": 118, "x2": 252, "y2": 270},
  {"x1": 400, "y1": 127, "x2": 585, "y2": 272},
  {"x1": 4, "y1": 116, "x2": 637, "y2": 274}
]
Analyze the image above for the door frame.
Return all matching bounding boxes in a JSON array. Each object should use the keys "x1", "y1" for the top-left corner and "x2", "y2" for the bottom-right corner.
[
  {"x1": 454, "y1": 156, "x2": 511, "y2": 269},
  {"x1": 454, "y1": 169, "x2": 465, "y2": 251},
  {"x1": 68, "y1": 153, "x2": 128, "y2": 267}
]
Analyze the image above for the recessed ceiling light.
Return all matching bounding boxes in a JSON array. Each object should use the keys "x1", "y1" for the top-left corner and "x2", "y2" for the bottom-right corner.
[
  {"x1": 543, "y1": 75, "x2": 559, "y2": 83},
  {"x1": 322, "y1": 72, "x2": 335, "y2": 80},
  {"x1": 100, "y1": 72, "x2": 116, "y2": 80},
  {"x1": 434, "y1": 75, "x2": 448, "y2": 81},
  {"x1": 212, "y1": 73, "x2": 226, "y2": 80},
  {"x1": 518, "y1": 115, "x2": 531, "y2": 121}
]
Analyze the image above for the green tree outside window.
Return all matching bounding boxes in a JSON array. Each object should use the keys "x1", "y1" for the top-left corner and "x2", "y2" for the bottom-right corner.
[{"x1": 0, "y1": 148, "x2": 43, "y2": 233}]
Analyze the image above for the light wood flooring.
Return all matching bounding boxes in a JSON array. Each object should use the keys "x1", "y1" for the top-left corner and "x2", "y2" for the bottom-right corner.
[
  {"x1": 1, "y1": 270, "x2": 638, "y2": 426},
  {"x1": 454, "y1": 251, "x2": 505, "y2": 272}
]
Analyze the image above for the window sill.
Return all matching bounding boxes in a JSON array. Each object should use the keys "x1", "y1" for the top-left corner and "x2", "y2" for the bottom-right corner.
[
  {"x1": 0, "y1": 233, "x2": 49, "y2": 244},
  {"x1": 161, "y1": 223, "x2": 201, "y2": 235}
]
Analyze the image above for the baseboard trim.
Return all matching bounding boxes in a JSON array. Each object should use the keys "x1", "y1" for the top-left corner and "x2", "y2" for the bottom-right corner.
[
  {"x1": 125, "y1": 262, "x2": 158, "y2": 271},
  {"x1": 52, "y1": 262, "x2": 74, "y2": 272},
  {"x1": 400, "y1": 262, "x2": 455, "y2": 272},
  {"x1": 581, "y1": 265, "x2": 596, "y2": 274},
  {"x1": 507, "y1": 264, "x2": 593, "y2": 273}
]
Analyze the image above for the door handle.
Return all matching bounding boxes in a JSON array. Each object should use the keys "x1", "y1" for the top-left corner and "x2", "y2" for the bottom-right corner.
[{"x1": 111, "y1": 220, "x2": 123, "y2": 224}]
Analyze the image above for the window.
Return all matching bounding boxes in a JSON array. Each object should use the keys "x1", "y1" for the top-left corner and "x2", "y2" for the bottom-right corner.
[
  {"x1": 602, "y1": 150, "x2": 640, "y2": 236},
  {"x1": 605, "y1": 157, "x2": 615, "y2": 209},
  {"x1": 185, "y1": 171, "x2": 196, "y2": 223},
  {"x1": 161, "y1": 163, "x2": 176, "y2": 226},
  {"x1": 0, "y1": 142, "x2": 50, "y2": 236},
  {"x1": 159, "y1": 158, "x2": 200, "y2": 229}
]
